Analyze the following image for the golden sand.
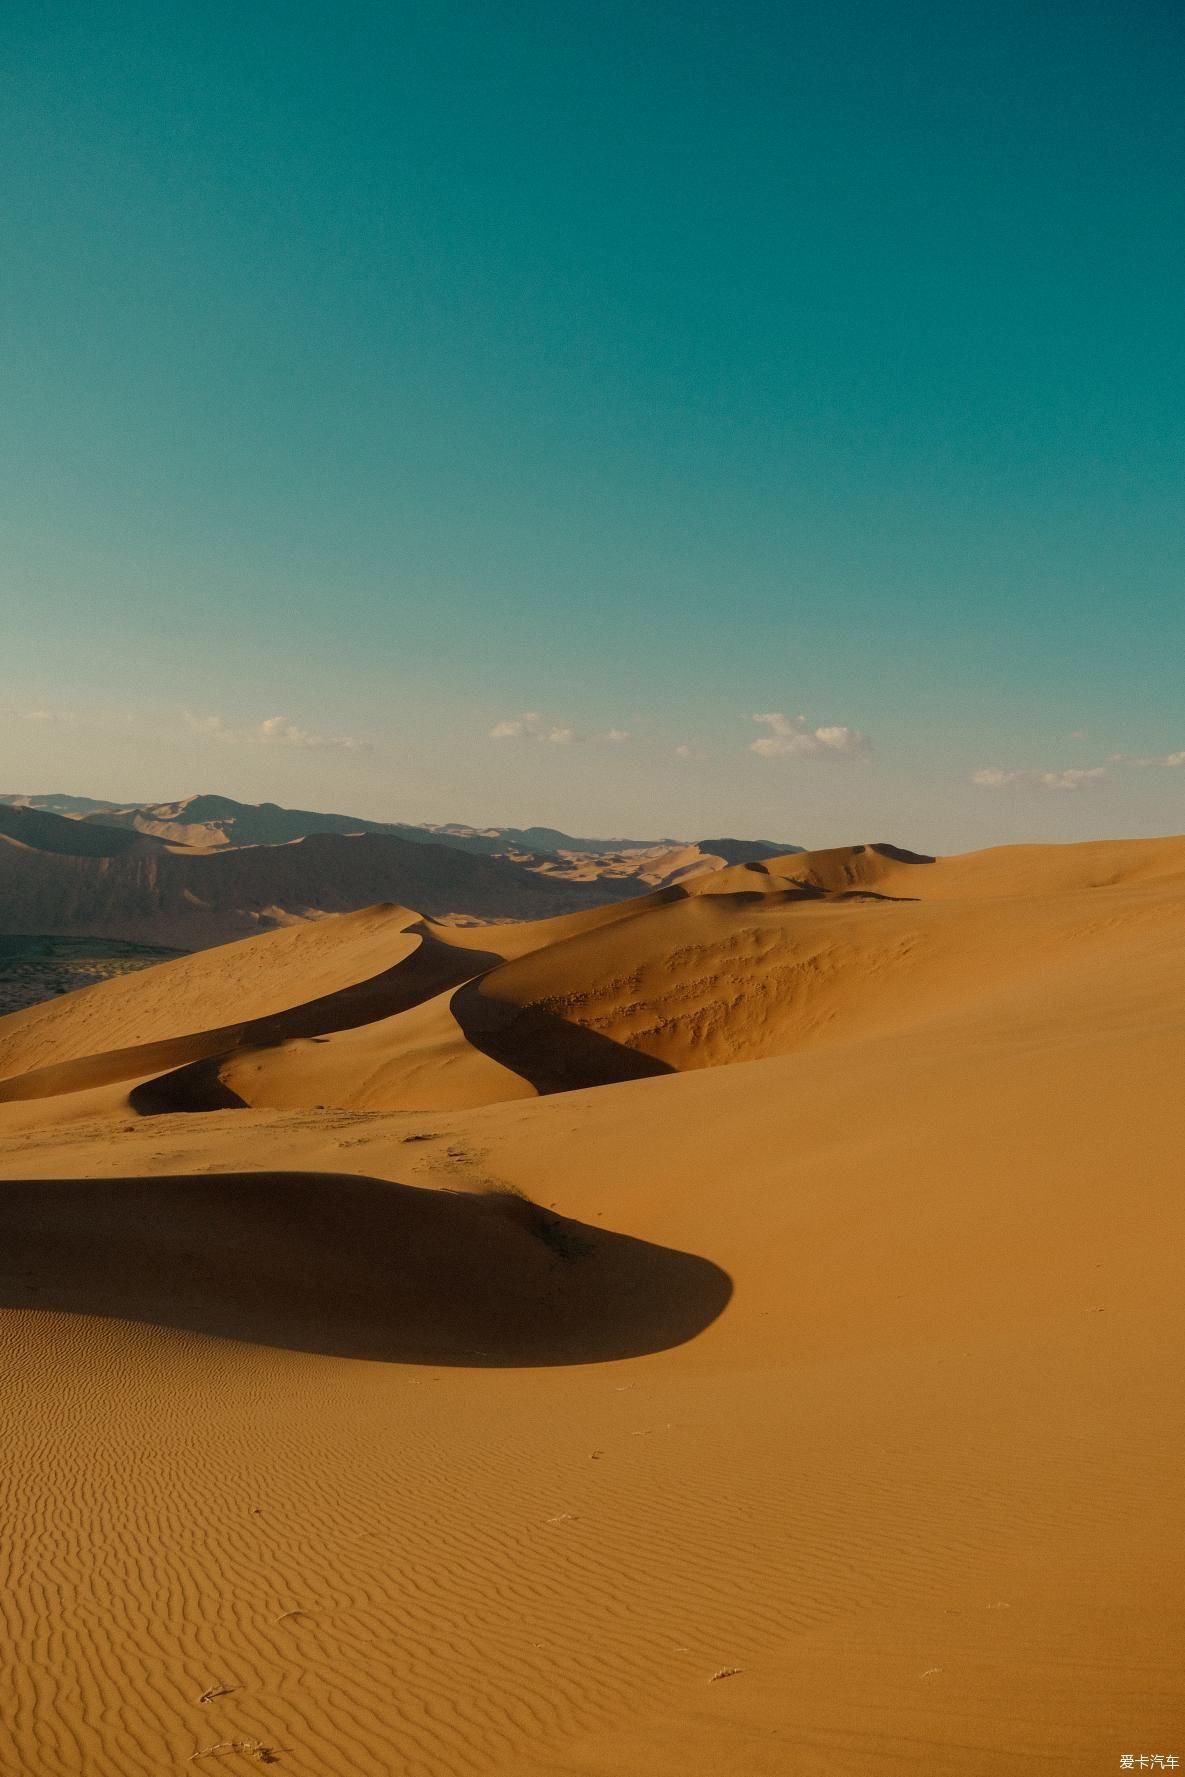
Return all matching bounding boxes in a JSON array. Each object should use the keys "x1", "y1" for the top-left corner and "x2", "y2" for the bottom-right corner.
[{"x1": 1, "y1": 838, "x2": 1182, "y2": 1773}]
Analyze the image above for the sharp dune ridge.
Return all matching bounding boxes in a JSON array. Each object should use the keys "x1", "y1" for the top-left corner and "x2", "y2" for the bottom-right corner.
[{"x1": 1, "y1": 831, "x2": 1183, "y2": 1774}]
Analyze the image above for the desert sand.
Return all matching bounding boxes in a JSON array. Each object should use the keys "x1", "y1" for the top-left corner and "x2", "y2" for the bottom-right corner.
[{"x1": 1, "y1": 837, "x2": 1182, "y2": 1774}]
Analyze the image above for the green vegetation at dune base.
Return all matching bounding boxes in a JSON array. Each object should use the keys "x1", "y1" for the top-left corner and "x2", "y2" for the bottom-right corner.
[{"x1": 0, "y1": 936, "x2": 188, "y2": 1016}]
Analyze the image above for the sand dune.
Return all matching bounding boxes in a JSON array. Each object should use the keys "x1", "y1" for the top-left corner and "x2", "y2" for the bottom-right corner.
[
  {"x1": 0, "y1": 798, "x2": 798, "y2": 994},
  {"x1": 1, "y1": 833, "x2": 1182, "y2": 1773},
  {"x1": 0, "y1": 882, "x2": 694, "y2": 1103},
  {"x1": 0, "y1": 1168, "x2": 729, "y2": 1364},
  {"x1": 12, "y1": 833, "x2": 1171, "y2": 1118},
  {"x1": 6, "y1": 832, "x2": 1185, "y2": 1115},
  {"x1": 0, "y1": 904, "x2": 424, "y2": 1077},
  {"x1": 0, "y1": 910, "x2": 509, "y2": 1104}
]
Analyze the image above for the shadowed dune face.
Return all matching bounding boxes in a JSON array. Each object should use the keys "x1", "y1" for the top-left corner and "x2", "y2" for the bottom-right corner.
[
  {"x1": 128, "y1": 1055, "x2": 248, "y2": 1114},
  {"x1": 869, "y1": 841, "x2": 936, "y2": 864},
  {"x1": 0, "y1": 1170, "x2": 733, "y2": 1365},
  {"x1": 449, "y1": 980, "x2": 676, "y2": 1094}
]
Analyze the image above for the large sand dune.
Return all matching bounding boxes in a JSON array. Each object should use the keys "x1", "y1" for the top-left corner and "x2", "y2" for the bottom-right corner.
[{"x1": 0, "y1": 834, "x2": 1182, "y2": 1773}]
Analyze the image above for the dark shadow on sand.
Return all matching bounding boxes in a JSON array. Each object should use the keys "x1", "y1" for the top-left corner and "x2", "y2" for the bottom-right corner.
[
  {"x1": 868, "y1": 842, "x2": 937, "y2": 865},
  {"x1": 450, "y1": 980, "x2": 676, "y2": 1095},
  {"x1": 0, "y1": 1170, "x2": 733, "y2": 1366},
  {"x1": 129, "y1": 1056, "x2": 248, "y2": 1114}
]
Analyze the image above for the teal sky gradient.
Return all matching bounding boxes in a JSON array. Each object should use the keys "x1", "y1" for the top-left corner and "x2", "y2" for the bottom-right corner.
[{"x1": 3, "y1": 1, "x2": 1183, "y2": 847}]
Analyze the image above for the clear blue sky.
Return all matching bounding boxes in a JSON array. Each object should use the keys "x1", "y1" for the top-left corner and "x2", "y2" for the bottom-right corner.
[{"x1": 3, "y1": 0, "x2": 1183, "y2": 847}]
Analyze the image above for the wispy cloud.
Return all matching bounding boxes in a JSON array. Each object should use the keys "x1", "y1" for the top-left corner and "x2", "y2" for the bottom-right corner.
[
  {"x1": 749, "y1": 712, "x2": 870, "y2": 759},
  {"x1": 971, "y1": 766, "x2": 1107, "y2": 791},
  {"x1": 1110, "y1": 749, "x2": 1185, "y2": 770},
  {"x1": 489, "y1": 711, "x2": 579, "y2": 744},
  {"x1": 605, "y1": 728, "x2": 631, "y2": 743},
  {"x1": 974, "y1": 743, "x2": 1185, "y2": 789},
  {"x1": 184, "y1": 711, "x2": 370, "y2": 752},
  {"x1": 1, "y1": 706, "x2": 79, "y2": 724},
  {"x1": 674, "y1": 742, "x2": 706, "y2": 760}
]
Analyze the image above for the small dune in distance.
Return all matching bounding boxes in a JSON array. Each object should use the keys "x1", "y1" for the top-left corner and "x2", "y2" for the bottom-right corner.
[{"x1": 0, "y1": 807, "x2": 1182, "y2": 1773}]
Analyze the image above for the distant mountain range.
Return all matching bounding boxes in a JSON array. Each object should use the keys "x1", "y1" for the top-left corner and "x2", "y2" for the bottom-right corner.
[
  {"x1": 0, "y1": 792, "x2": 793, "y2": 857},
  {"x1": 0, "y1": 793, "x2": 800, "y2": 949}
]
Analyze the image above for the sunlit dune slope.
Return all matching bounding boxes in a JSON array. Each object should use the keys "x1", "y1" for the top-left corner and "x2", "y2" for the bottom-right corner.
[
  {"x1": 205, "y1": 833, "x2": 1185, "y2": 1112},
  {"x1": 0, "y1": 915, "x2": 506, "y2": 1104},
  {"x1": 0, "y1": 892, "x2": 685, "y2": 1101},
  {"x1": 0, "y1": 904, "x2": 425, "y2": 1079},
  {"x1": 5, "y1": 835, "x2": 1185, "y2": 1119}
]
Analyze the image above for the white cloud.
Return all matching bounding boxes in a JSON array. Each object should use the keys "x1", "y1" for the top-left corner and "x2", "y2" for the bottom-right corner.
[
  {"x1": 673, "y1": 742, "x2": 707, "y2": 760},
  {"x1": 184, "y1": 711, "x2": 370, "y2": 752},
  {"x1": 605, "y1": 728, "x2": 631, "y2": 743},
  {"x1": 489, "y1": 711, "x2": 579, "y2": 744},
  {"x1": 971, "y1": 766, "x2": 1107, "y2": 791},
  {"x1": 749, "y1": 712, "x2": 870, "y2": 759}
]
